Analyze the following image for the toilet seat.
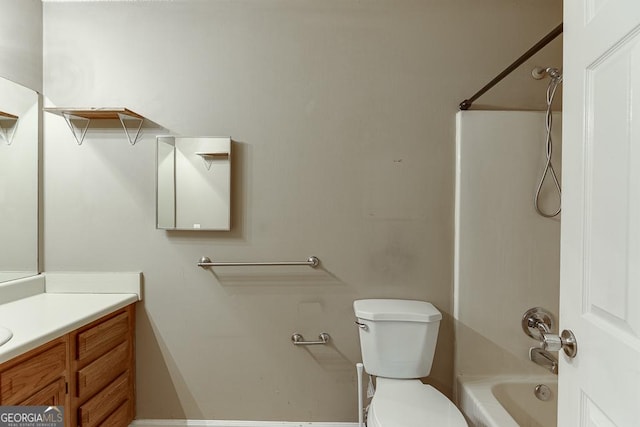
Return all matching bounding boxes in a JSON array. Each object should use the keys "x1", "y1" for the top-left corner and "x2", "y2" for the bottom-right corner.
[{"x1": 367, "y1": 378, "x2": 468, "y2": 427}]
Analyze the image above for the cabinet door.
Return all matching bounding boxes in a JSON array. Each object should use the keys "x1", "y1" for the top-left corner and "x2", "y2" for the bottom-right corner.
[
  {"x1": 0, "y1": 338, "x2": 67, "y2": 405},
  {"x1": 19, "y1": 378, "x2": 66, "y2": 406}
]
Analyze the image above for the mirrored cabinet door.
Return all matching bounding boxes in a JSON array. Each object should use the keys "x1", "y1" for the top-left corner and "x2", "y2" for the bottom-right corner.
[{"x1": 156, "y1": 136, "x2": 231, "y2": 231}]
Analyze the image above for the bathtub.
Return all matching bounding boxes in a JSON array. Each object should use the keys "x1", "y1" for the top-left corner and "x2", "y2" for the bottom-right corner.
[{"x1": 457, "y1": 376, "x2": 557, "y2": 427}]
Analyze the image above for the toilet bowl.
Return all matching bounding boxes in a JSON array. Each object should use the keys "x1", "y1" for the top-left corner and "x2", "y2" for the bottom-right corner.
[
  {"x1": 354, "y1": 299, "x2": 467, "y2": 426},
  {"x1": 367, "y1": 378, "x2": 467, "y2": 426}
]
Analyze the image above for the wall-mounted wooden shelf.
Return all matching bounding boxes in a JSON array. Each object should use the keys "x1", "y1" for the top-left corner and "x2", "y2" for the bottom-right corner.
[
  {"x1": 195, "y1": 151, "x2": 230, "y2": 170},
  {"x1": 0, "y1": 111, "x2": 18, "y2": 120},
  {"x1": 0, "y1": 111, "x2": 19, "y2": 145},
  {"x1": 195, "y1": 152, "x2": 229, "y2": 158},
  {"x1": 44, "y1": 107, "x2": 145, "y2": 146}
]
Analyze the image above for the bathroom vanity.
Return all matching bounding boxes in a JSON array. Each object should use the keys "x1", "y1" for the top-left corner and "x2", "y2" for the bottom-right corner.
[
  {"x1": 0, "y1": 305, "x2": 135, "y2": 427},
  {"x1": 0, "y1": 273, "x2": 140, "y2": 427}
]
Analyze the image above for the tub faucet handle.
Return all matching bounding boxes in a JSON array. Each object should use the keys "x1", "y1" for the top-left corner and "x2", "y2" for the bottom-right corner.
[{"x1": 522, "y1": 307, "x2": 554, "y2": 339}]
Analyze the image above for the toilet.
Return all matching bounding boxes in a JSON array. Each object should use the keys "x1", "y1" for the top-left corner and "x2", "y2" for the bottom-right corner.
[{"x1": 354, "y1": 299, "x2": 468, "y2": 426}]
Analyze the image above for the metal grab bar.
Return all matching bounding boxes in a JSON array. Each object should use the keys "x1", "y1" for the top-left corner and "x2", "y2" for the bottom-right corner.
[
  {"x1": 291, "y1": 333, "x2": 330, "y2": 346},
  {"x1": 197, "y1": 256, "x2": 320, "y2": 268}
]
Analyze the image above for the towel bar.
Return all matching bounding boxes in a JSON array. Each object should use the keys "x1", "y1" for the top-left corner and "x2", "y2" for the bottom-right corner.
[{"x1": 198, "y1": 256, "x2": 320, "y2": 268}]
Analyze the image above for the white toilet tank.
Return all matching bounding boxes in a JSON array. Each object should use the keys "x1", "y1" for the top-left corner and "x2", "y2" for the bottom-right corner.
[{"x1": 354, "y1": 299, "x2": 442, "y2": 378}]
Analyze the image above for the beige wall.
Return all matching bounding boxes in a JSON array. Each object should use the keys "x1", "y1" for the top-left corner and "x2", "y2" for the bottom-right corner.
[
  {"x1": 0, "y1": 0, "x2": 42, "y2": 92},
  {"x1": 41, "y1": 0, "x2": 562, "y2": 422}
]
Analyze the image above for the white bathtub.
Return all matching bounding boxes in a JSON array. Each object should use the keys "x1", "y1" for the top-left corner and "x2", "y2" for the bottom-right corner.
[{"x1": 458, "y1": 376, "x2": 557, "y2": 427}]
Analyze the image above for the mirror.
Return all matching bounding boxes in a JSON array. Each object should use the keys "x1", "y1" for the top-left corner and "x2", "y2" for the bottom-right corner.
[
  {"x1": 156, "y1": 136, "x2": 231, "y2": 231},
  {"x1": 0, "y1": 76, "x2": 39, "y2": 282}
]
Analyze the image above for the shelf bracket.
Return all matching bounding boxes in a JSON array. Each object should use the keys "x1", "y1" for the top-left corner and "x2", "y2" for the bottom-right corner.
[
  {"x1": 62, "y1": 113, "x2": 90, "y2": 146},
  {"x1": 195, "y1": 152, "x2": 229, "y2": 170},
  {"x1": 0, "y1": 118, "x2": 18, "y2": 145},
  {"x1": 117, "y1": 112, "x2": 144, "y2": 145},
  {"x1": 44, "y1": 108, "x2": 146, "y2": 146}
]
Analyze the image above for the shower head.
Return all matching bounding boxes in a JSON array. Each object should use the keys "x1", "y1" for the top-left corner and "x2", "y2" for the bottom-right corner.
[
  {"x1": 546, "y1": 68, "x2": 563, "y2": 82},
  {"x1": 532, "y1": 66, "x2": 563, "y2": 82}
]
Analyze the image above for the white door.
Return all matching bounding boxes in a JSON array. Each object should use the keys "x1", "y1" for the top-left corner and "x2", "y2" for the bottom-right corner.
[{"x1": 560, "y1": 1, "x2": 640, "y2": 425}]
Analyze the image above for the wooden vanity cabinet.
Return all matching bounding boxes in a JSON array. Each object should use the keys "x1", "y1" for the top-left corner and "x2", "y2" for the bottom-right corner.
[
  {"x1": 0, "y1": 304, "x2": 135, "y2": 427},
  {"x1": 70, "y1": 305, "x2": 135, "y2": 427}
]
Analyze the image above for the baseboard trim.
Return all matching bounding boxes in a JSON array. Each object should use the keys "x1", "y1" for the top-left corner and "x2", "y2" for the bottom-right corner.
[{"x1": 130, "y1": 420, "x2": 359, "y2": 427}]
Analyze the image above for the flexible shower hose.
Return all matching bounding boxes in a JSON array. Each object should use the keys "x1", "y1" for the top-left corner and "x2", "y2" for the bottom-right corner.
[{"x1": 534, "y1": 71, "x2": 562, "y2": 218}]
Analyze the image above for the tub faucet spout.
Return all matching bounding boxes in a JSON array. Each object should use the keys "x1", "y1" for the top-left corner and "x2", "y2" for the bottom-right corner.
[{"x1": 529, "y1": 347, "x2": 558, "y2": 375}]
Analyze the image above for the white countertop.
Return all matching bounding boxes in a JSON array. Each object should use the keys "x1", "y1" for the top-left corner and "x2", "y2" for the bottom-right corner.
[{"x1": 0, "y1": 272, "x2": 141, "y2": 364}]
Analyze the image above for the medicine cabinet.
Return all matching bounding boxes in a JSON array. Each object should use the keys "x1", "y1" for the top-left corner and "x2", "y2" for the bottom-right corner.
[{"x1": 156, "y1": 136, "x2": 231, "y2": 231}]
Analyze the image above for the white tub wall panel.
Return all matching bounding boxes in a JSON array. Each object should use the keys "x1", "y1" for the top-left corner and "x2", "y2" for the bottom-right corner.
[
  {"x1": 42, "y1": 1, "x2": 562, "y2": 422},
  {"x1": 454, "y1": 111, "x2": 561, "y2": 379}
]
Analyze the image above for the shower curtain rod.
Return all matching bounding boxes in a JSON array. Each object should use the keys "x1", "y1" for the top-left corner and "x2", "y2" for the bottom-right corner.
[{"x1": 458, "y1": 23, "x2": 563, "y2": 111}]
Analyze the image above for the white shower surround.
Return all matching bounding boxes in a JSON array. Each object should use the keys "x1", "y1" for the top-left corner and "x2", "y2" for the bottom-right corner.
[{"x1": 454, "y1": 110, "x2": 562, "y2": 379}]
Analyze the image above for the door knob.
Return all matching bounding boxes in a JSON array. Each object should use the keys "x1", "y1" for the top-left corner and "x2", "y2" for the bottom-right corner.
[{"x1": 541, "y1": 329, "x2": 577, "y2": 358}]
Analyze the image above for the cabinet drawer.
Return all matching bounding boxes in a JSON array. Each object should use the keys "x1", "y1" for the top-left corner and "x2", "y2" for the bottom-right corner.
[
  {"x1": 76, "y1": 311, "x2": 128, "y2": 363},
  {"x1": 97, "y1": 401, "x2": 131, "y2": 427},
  {"x1": 78, "y1": 372, "x2": 128, "y2": 427},
  {"x1": 77, "y1": 341, "x2": 128, "y2": 401},
  {"x1": 19, "y1": 377, "x2": 66, "y2": 406},
  {"x1": 0, "y1": 341, "x2": 66, "y2": 405}
]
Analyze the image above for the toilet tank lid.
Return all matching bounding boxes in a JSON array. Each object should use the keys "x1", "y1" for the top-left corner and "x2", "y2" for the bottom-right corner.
[{"x1": 354, "y1": 299, "x2": 442, "y2": 322}]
